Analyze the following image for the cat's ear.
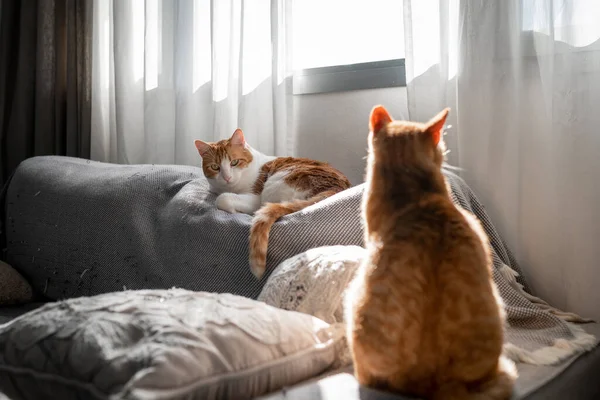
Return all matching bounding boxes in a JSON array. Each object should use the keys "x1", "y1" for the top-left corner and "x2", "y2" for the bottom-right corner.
[
  {"x1": 230, "y1": 128, "x2": 246, "y2": 147},
  {"x1": 425, "y1": 108, "x2": 450, "y2": 146},
  {"x1": 194, "y1": 140, "x2": 211, "y2": 156},
  {"x1": 369, "y1": 105, "x2": 393, "y2": 134}
]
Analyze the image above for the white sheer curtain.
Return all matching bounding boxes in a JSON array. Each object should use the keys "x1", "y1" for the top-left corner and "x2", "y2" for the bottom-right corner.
[
  {"x1": 91, "y1": 0, "x2": 292, "y2": 166},
  {"x1": 405, "y1": 0, "x2": 600, "y2": 319}
]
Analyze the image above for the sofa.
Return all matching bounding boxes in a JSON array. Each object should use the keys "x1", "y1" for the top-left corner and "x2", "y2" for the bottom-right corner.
[{"x1": 0, "y1": 156, "x2": 598, "y2": 400}]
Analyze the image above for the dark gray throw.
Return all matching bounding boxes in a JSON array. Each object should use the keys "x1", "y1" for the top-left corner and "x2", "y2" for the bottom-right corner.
[{"x1": 3, "y1": 156, "x2": 364, "y2": 300}]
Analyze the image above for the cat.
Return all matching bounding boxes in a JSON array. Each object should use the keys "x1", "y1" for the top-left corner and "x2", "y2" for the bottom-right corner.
[
  {"x1": 194, "y1": 129, "x2": 351, "y2": 278},
  {"x1": 344, "y1": 106, "x2": 516, "y2": 400}
]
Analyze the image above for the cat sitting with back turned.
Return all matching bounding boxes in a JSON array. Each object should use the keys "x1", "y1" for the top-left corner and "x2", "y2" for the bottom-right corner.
[{"x1": 345, "y1": 105, "x2": 516, "y2": 400}]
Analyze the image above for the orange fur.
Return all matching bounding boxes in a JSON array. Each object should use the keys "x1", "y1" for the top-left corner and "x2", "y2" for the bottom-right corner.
[
  {"x1": 346, "y1": 106, "x2": 516, "y2": 400},
  {"x1": 249, "y1": 189, "x2": 339, "y2": 278},
  {"x1": 251, "y1": 157, "x2": 349, "y2": 196}
]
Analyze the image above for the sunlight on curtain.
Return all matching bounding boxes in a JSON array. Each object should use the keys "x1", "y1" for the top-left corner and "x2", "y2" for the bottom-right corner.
[
  {"x1": 213, "y1": 0, "x2": 238, "y2": 102},
  {"x1": 97, "y1": 2, "x2": 109, "y2": 92},
  {"x1": 242, "y1": 0, "x2": 272, "y2": 95},
  {"x1": 446, "y1": 0, "x2": 459, "y2": 80},
  {"x1": 404, "y1": 0, "x2": 440, "y2": 80},
  {"x1": 192, "y1": 0, "x2": 211, "y2": 92},
  {"x1": 275, "y1": 0, "x2": 290, "y2": 85},
  {"x1": 402, "y1": 0, "x2": 458, "y2": 82},
  {"x1": 404, "y1": 0, "x2": 600, "y2": 319},
  {"x1": 91, "y1": 0, "x2": 293, "y2": 166},
  {"x1": 145, "y1": 0, "x2": 159, "y2": 91},
  {"x1": 292, "y1": 0, "x2": 404, "y2": 70},
  {"x1": 91, "y1": 0, "x2": 112, "y2": 163},
  {"x1": 131, "y1": 0, "x2": 145, "y2": 83},
  {"x1": 523, "y1": 0, "x2": 600, "y2": 47}
]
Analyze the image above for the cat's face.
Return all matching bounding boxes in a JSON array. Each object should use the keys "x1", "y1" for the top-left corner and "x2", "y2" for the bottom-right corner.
[
  {"x1": 194, "y1": 129, "x2": 254, "y2": 191},
  {"x1": 368, "y1": 106, "x2": 449, "y2": 168}
]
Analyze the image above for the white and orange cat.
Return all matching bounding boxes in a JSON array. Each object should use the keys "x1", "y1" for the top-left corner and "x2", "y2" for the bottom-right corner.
[
  {"x1": 194, "y1": 129, "x2": 350, "y2": 278},
  {"x1": 345, "y1": 106, "x2": 516, "y2": 400}
]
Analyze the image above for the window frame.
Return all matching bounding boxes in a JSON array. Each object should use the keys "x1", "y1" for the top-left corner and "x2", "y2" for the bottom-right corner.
[{"x1": 292, "y1": 58, "x2": 407, "y2": 95}]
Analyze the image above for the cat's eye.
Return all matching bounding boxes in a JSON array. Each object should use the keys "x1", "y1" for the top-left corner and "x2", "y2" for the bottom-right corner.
[
  {"x1": 231, "y1": 159, "x2": 240, "y2": 167},
  {"x1": 210, "y1": 164, "x2": 220, "y2": 171}
]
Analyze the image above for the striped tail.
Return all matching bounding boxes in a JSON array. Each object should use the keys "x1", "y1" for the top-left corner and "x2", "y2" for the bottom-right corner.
[{"x1": 249, "y1": 190, "x2": 338, "y2": 279}]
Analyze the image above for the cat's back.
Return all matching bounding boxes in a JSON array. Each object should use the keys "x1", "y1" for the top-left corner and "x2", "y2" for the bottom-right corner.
[
  {"x1": 263, "y1": 157, "x2": 347, "y2": 179},
  {"x1": 374, "y1": 193, "x2": 497, "y2": 322},
  {"x1": 353, "y1": 193, "x2": 503, "y2": 383},
  {"x1": 375, "y1": 192, "x2": 478, "y2": 252},
  {"x1": 257, "y1": 156, "x2": 351, "y2": 198}
]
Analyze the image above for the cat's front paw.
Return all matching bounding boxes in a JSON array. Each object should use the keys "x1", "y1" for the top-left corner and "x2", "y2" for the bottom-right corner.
[{"x1": 216, "y1": 193, "x2": 238, "y2": 213}]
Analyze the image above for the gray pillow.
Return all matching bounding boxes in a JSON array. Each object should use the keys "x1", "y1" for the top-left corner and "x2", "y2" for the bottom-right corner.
[{"x1": 0, "y1": 289, "x2": 347, "y2": 400}]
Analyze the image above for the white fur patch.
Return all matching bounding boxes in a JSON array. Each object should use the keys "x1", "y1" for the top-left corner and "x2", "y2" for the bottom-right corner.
[
  {"x1": 216, "y1": 193, "x2": 262, "y2": 215},
  {"x1": 250, "y1": 259, "x2": 265, "y2": 279},
  {"x1": 215, "y1": 193, "x2": 238, "y2": 213},
  {"x1": 261, "y1": 171, "x2": 309, "y2": 204}
]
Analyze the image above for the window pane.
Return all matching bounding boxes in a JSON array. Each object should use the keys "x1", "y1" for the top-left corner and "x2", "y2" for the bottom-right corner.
[
  {"x1": 293, "y1": 0, "x2": 404, "y2": 70},
  {"x1": 522, "y1": 0, "x2": 600, "y2": 48}
]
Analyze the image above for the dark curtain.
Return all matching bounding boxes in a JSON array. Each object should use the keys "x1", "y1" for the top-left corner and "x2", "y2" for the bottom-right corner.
[{"x1": 0, "y1": 0, "x2": 92, "y2": 187}]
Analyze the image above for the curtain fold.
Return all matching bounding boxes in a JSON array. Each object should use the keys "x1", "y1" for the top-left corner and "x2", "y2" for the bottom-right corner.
[
  {"x1": 91, "y1": 0, "x2": 293, "y2": 166},
  {"x1": 0, "y1": 0, "x2": 92, "y2": 187},
  {"x1": 404, "y1": 0, "x2": 600, "y2": 319}
]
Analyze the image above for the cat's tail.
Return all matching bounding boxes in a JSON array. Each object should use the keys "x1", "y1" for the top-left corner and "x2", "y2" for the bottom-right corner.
[
  {"x1": 433, "y1": 357, "x2": 517, "y2": 400},
  {"x1": 249, "y1": 190, "x2": 338, "y2": 279}
]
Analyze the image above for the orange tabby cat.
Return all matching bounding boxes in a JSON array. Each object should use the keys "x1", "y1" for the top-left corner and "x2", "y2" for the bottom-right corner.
[
  {"x1": 194, "y1": 129, "x2": 350, "y2": 278},
  {"x1": 345, "y1": 106, "x2": 516, "y2": 400}
]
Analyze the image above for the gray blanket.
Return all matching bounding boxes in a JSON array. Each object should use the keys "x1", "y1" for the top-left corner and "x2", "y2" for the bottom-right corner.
[
  {"x1": 1, "y1": 156, "x2": 597, "y2": 367},
  {"x1": 2, "y1": 156, "x2": 363, "y2": 300}
]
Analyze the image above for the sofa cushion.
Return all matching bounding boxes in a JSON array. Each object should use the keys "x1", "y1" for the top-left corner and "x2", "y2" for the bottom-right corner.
[
  {"x1": 0, "y1": 289, "x2": 347, "y2": 400},
  {"x1": 2, "y1": 156, "x2": 364, "y2": 300}
]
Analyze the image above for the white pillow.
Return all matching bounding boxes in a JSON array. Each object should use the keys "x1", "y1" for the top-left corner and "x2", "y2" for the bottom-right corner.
[
  {"x1": 258, "y1": 245, "x2": 366, "y2": 324},
  {"x1": 0, "y1": 289, "x2": 346, "y2": 400}
]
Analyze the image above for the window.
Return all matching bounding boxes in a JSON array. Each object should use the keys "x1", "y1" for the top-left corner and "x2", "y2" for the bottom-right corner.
[
  {"x1": 292, "y1": 0, "x2": 406, "y2": 94},
  {"x1": 522, "y1": 0, "x2": 600, "y2": 48}
]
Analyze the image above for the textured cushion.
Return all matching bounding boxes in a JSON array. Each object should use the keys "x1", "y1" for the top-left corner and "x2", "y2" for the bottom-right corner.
[
  {"x1": 0, "y1": 289, "x2": 347, "y2": 400},
  {"x1": 258, "y1": 246, "x2": 366, "y2": 324},
  {"x1": 0, "y1": 260, "x2": 33, "y2": 305}
]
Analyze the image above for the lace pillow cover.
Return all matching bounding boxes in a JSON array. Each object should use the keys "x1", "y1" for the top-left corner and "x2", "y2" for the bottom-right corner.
[{"x1": 258, "y1": 245, "x2": 366, "y2": 324}]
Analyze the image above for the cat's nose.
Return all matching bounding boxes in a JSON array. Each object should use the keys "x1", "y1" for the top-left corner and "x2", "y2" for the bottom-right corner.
[{"x1": 224, "y1": 176, "x2": 232, "y2": 183}]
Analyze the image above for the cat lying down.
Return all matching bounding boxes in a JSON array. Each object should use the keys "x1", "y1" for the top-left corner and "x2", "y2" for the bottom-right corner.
[{"x1": 194, "y1": 129, "x2": 350, "y2": 279}]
